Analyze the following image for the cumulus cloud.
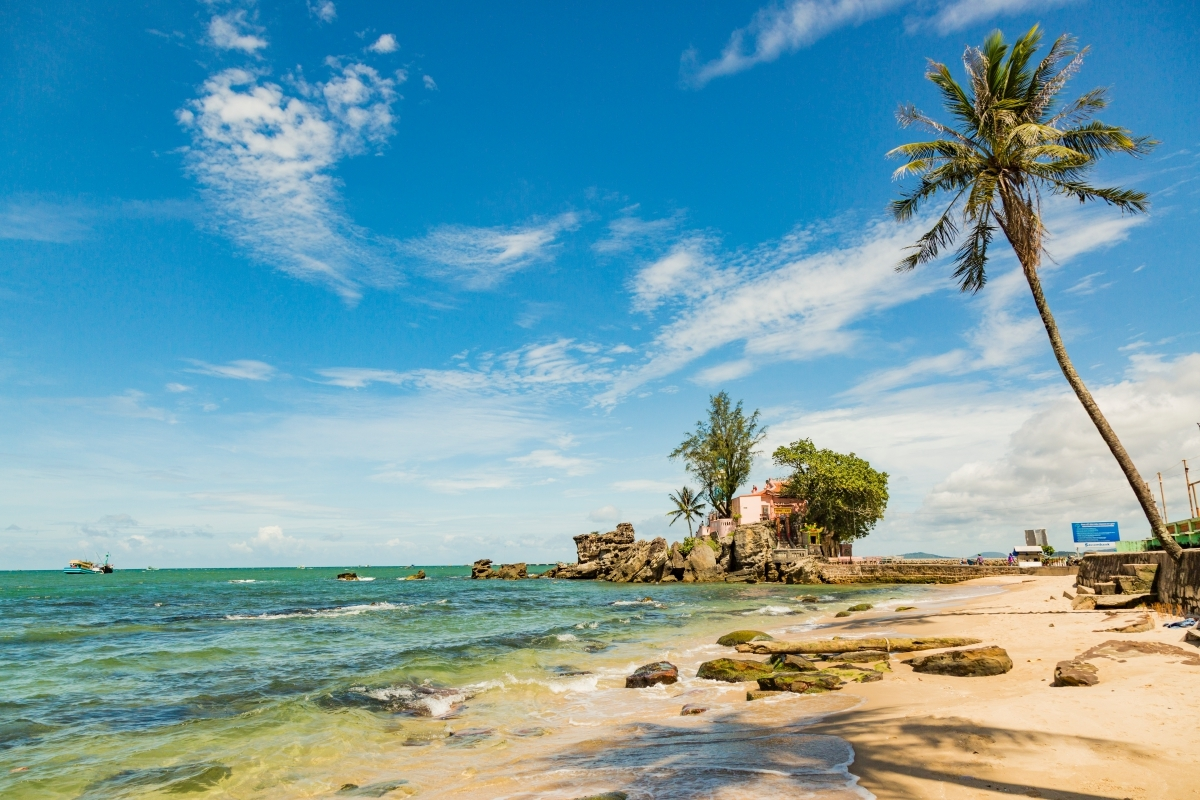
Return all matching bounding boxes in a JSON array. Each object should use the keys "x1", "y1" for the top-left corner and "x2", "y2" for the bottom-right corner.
[
  {"x1": 422, "y1": 74, "x2": 437, "y2": 90},
  {"x1": 230, "y1": 524, "x2": 300, "y2": 554},
  {"x1": 308, "y1": 0, "x2": 336, "y2": 23},
  {"x1": 177, "y1": 64, "x2": 399, "y2": 301},
  {"x1": 588, "y1": 505, "x2": 622, "y2": 523},
  {"x1": 208, "y1": 10, "x2": 268, "y2": 53},
  {"x1": 368, "y1": 33, "x2": 398, "y2": 53},
  {"x1": 403, "y1": 213, "x2": 579, "y2": 290},
  {"x1": 185, "y1": 359, "x2": 276, "y2": 381}
]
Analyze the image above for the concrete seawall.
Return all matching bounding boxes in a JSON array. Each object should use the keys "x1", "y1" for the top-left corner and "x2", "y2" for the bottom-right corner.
[
  {"x1": 812, "y1": 563, "x2": 1077, "y2": 584},
  {"x1": 1077, "y1": 551, "x2": 1200, "y2": 611}
]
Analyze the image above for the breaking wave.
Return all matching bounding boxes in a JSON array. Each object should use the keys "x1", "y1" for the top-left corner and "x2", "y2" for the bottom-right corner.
[{"x1": 225, "y1": 602, "x2": 403, "y2": 621}]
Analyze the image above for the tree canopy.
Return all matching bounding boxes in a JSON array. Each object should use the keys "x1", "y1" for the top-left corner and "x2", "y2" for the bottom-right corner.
[
  {"x1": 670, "y1": 392, "x2": 766, "y2": 518},
  {"x1": 774, "y1": 439, "x2": 888, "y2": 554},
  {"x1": 666, "y1": 485, "x2": 707, "y2": 537}
]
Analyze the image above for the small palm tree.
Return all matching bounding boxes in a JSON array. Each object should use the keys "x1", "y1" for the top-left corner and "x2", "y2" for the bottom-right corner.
[
  {"x1": 887, "y1": 25, "x2": 1182, "y2": 561},
  {"x1": 667, "y1": 486, "x2": 707, "y2": 537}
]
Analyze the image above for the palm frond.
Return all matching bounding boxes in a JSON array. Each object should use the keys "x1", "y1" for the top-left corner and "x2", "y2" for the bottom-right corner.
[
  {"x1": 894, "y1": 189, "x2": 965, "y2": 273},
  {"x1": 925, "y1": 62, "x2": 977, "y2": 129},
  {"x1": 1046, "y1": 87, "x2": 1108, "y2": 127},
  {"x1": 1025, "y1": 33, "x2": 1077, "y2": 108},
  {"x1": 1041, "y1": 179, "x2": 1150, "y2": 211},
  {"x1": 1028, "y1": 47, "x2": 1087, "y2": 120},
  {"x1": 951, "y1": 210, "x2": 994, "y2": 293},
  {"x1": 1058, "y1": 122, "x2": 1156, "y2": 157},
  {"x1": 894, "y1": 104, "x2": 978, "y2": 147}
]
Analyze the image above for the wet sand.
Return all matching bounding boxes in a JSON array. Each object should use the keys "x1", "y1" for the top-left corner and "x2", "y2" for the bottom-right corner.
[{"x1": 803, "y1": 575, "x2": 1200, "y2": 800}]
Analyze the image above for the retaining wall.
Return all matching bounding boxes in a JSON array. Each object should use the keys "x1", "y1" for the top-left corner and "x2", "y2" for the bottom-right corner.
[
  {"x1": 815, "y1": 563, "x2": 1076, "y2": 584},
  {"x1": 1077, "y1": 551, "x2": 1200, "y2": 611}
]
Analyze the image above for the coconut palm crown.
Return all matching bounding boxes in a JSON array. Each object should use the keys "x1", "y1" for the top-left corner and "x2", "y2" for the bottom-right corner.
[{"x1": 888, "y1": 25, "x2": 1182, "y2": 559}]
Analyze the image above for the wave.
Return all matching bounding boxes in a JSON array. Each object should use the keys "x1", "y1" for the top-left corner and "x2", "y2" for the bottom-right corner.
[
  {"x1": 228, "y1": 579, "x2": 256, "y2": 584},
  {"x1": 574, "y1": 621, "x2": 599, "y2": 629},
  {"x1": 555, "y1": 633, "x2": 578, "y2": 642},
  {"x1": 745, "y1": 605, "x2": 796, "y2": 616},
  {"x1": 224, "y1": 602, "x2": 403, "y2": 621},
  {"x1": 345, "y1": 683, "x2": 472, "y2": 718}
]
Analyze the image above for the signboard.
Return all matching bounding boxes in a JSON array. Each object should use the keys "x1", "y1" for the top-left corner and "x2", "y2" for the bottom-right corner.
[{"x1": 1071, "y1": 521, "x2": 1120, "y2": 544}]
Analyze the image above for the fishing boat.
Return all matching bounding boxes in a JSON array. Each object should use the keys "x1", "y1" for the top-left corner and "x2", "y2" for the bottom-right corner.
[{"x1": 63, "y1": 553, "x2": 114, "y2": 574}]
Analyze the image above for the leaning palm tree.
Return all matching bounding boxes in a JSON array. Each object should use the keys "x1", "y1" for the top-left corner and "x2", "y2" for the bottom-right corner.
[
  {"x1": 887, "y1": 25, "x2": 1182, "y2": 561},
  {"x1": 666, "y1": 486, "x2": 707, "y2": 537}
]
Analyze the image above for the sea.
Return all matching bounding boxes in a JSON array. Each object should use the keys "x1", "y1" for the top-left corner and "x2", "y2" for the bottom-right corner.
[{"x1": 0, "y1": 566, "x2": 960, "y2": 799}]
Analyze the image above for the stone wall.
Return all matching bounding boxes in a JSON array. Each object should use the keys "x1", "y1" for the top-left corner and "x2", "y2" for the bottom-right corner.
[
  {"x1": 812, "y1": 563, "x2": 1075, "y2": 584},
  {"x1": 1077, "y1": 551, "x2": 1200, "y2": 611}
]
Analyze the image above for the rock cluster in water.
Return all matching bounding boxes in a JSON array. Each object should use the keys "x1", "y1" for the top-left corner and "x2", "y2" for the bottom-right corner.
[{"x1": 470, "y1": 560, "x2": 528, "y2": 580}]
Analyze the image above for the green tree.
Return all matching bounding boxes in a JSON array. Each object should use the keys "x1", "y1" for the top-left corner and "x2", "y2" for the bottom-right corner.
[
  {"x1": 774, "y1": 439, "x2": 889, "y2": 556},
  {"x1": 887, "y1": 26, "x2": 1181, "y2": 561},
  {"x1": 670, "y1": 392, "x2": 766, "y2": 518},
  {"x1": 666, "y1": 485, "x2": 707, "y2": 537}
]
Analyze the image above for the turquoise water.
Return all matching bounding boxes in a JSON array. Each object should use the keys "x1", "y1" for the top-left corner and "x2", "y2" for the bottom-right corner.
[{"x1": 0, "y1": 567, "x2": 935, "y2": 799}]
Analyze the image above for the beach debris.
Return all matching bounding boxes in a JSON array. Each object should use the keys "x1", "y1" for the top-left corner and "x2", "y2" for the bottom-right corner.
[
  {"x1": 680, "y1": 704, "x2": 708, "y2": 715},
  {"x1": 697, "y1": 658, "x2": 776, "y2": 682},
  {"x1": 756, "y1": 671, "x2": 844, "y2": 693},
  {"x1": 846, "y1": 603, "x2": 873, "y2": 612},
  {"x1": 1164, "y1": 617, "x2": 1197, "y2": 629},
  {"x1": 1096, "y1": 614, "x2": 1153, "y2": 633},
  {"x1": 716, "y1": 630, "x2": 773, "y2": 646},
  {"x1": 336, "y1": 779, "x2": 410, "y2": 797},
  {"x1": 337, "y1": 572, "x2": 359, "y2": 581},
  {"x1": 769, "y1": 653, "x2": 819, "y2": 671},
  {"x1": 736, "y1": 636, "x2": 982, "y2": 655},
  {"x1": 903, "y1": 646, "x2": 1013, "y2": 677},
  {"x1": 1053, "y1": 660, "x2": 1099, "y2": 687},
  {"x1": 471, "y1": 560, "x2": 528, "y2": 580},
  {"x1": 1062, "y1": 591, "x2": 1074, "y2": 600},
  {"x1": 625, "y1": 661, "x2": 678, "y2": 688}
]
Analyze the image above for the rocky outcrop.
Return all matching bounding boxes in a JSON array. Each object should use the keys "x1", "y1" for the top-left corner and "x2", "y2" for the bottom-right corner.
[
  {"x1": 730, "y1": 523, "x2": 777, "y2": 578},
  {"x1": 543, "y1": 523, "x2": 724, "y2": 583},
  {"x1": 471, "y1": 560, "x2": 528, "y2": 580},
  {"x1": 903, "y1": 646, "x2": 1013, "y2": 677},
  {"x1": 696, "y1": 658, "x2": 776, "y2": 682},
  {"x1": 625, "y1": 661, "x2": 678, "y2": 688},
  {"x1": 736, "y1": 636, "x2": 982, "y2": 655},
  {"x1": 682, "y1": 540, "x2": 722, "y2": 582}
]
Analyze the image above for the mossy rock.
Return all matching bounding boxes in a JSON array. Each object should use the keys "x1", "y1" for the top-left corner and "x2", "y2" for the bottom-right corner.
[
  {"x1": 768, "y1": 653, "x2": 818, "y2": 672},
  {"x1": 716, "y1": 630, "x2": 774, "y2": 647},
  {"x1": 756, "y1": 671, "x2": 844, "y2": 694},
  {"x1": 847, "y1": 603, "x2": 874, "y2": 612},
  {"x1": 834, "y1": 611, "x2": 852, "y2": 618},
  {"x1": 697, "y1": 658, "x2": 776, "y2": 682},
  {"x1": 896, "y1": 606, "x2": 917, "y2": 611}
]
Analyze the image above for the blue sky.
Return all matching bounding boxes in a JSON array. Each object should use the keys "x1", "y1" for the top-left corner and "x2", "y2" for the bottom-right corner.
[{"x1": 3, "y1": 0, "x2": 1199, "y2": 568}]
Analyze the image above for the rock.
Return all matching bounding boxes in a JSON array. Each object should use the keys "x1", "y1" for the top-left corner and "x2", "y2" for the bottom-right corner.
[
  {"x1": 625, "y1": 661, "x2": 678, "y2": 688},
  {"x1": 668, "y1": 542, "x2": 686, "y2": 572},
  {"x1": 697, "y1": 658, "x2": 776, "y2": 682},
  {"x1": 723, "y1": 568, "x2": 759, "y2": 583},
  {"x1": 904, "y1": 646, "x2": 1013, "y2": 677},
  {"x1": 1053, "y1": 660, "x2": 1099, "y2": 687},
  {"x1": 1071, "y1": 595, "x2": 1097, "y2": 610},
  {"x1": 1094, "y1": 582, "x2": 1117, "y2": 595},
  {"x1": 1185, "y1": 629, "x2": 1200, "y2": 646},
  {"x1": 682, "y1": 540, "x2": 724, "y2": 582},
  {"x1": 827, "y1": 666, "x2": 884, "y2": 682},
  {"x1": 746, "y1": 690, "x2": 784, "y2": 701},
  {"x1": 607, "y1": 539, "x2": 652, "y2": 583},
  {"x1": 336, "y1": 779, "x2": 409, "y2": 796},
  {"x1": 846, "y1": 603, "x2": 873, "y2": 612},
  {"x1": 337, "y1": 572, "x2": 358, "y2": 581},
  {"x1": 1074, "y1": 584, "x2": 1094, "y2": 594},
  {"x1": 769, "y1": 653, "x2": 818, "y2": 672},
  {"x1": 573, "y1": 793, "x2": 628, "y2": 800},
  {"x1": 1096, "y1": 614, "x2": 1153, "y2": 633},
  {"x1": 1062, "y1": 591, "x2": 1074, "y2": 599},
  {"x1": 799, "y1": 595, "x2": 820, "y2": 603},
  {"x1": 471, "y1": 560, "x2": 528, "y2": 580},
  {"x1": 680, "y1": 704, "x2": 707, "y2": 716},
  {"x1": 756, "y1": 671, "x2": 844, "y2": 693},
  {"x1": 717, "y1": 630, "x2": 774, "y2": 647},
  {"x1": 737, "y1": 636, "x2": 983, "y2": 655},
  {"x1": 825, "y1": 650, "x2": 890, "y2": 663},
  {"x1": 896, "y1": 606, "x2": 917, "y2": 611},
  {"x1": 470, "y1": 560, "x2": 493, "y2": 580},
  {"x1": 1094, "y1": 593, "x2": 1152, "y2": 609},
  {"x1": 834, "y1": 611, "x2": 852, "y2": 617}
]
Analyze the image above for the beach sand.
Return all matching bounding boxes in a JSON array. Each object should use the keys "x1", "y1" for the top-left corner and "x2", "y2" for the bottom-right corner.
[{"x1": 803, "y1": 574, "x2": 1200, "y2": 799}]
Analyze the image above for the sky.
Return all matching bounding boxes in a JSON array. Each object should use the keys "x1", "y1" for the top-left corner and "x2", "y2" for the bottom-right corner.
[{"x1": 2, "y1": 0, "x2": 1198, "y2": 569}]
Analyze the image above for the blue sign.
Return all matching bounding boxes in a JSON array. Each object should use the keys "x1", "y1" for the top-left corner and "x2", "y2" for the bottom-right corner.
[{"x1": 1071, "y1": 521, "x2": 1120, "y2": 543}]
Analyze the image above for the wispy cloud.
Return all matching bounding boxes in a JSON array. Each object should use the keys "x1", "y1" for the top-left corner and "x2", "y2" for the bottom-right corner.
[
  {"x1": 422, "y1": 75, "x2": 438, "y2": 90},
  {"x1": 1064, "y1": 271, "x2": 1114, "y2": 296},
  {"x1": 919, "y1": 0, "x2": 1077, "y2": 35},
  {"x1": 593, "y1": 211, "x2": 681, "y2": 254},
  {"x1": 368, "y1": 33, "x2": 397, "y2": 53},
  {"x1": 0, "y1": 199, "x2": 93, "y2": 242},
  {"x1": 681, "y1": 0, "x2": 901, "y2": 88},
  {"x1": 177, "y1": 63, "x2": 399, "y2": 301},
  {"x1": 508, "y1": 449, "x2": 594, "y2": 476},
  {"x1": 308, "y1": 0, "x2": 336, "y2": 24},
  {"x1": 185, "y1": 359, "x2": 276, "y2": 381},
  {"x1": 403, "y1": 214, "x2": 579, "y2": 290},
  {"x1": 208, "y1": 10, "x2": 268, "y2": 53}
]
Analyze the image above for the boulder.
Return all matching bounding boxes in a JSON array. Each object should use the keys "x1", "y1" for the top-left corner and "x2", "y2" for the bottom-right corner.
[
  {"x1": 470, "y1": 560, "x2": 493, "y2": 580},
  {"x1": 472, "y1": 560, "x2": 527, "y2": 579},
  {"x1": 682, "y1": 541, "x2": 723, "y2": 583},
  {"x1": 1094, "y1": 582, "x2": 1117, "y2": 595},
  {"x1": 1053, "y1": 660, "x2": 1099, "y2": 687},
  {"x1": 625, "y1": 661, "x2": 678, "y2": 688},
  {"x1": 668, "y1": 542, "x2": 686, "y2": 572},
  {"x1": 717, "y1": 630, "x2": 774, "y2": 647},
  {"x1": 746, "y1": 690, "x2": 784, "y2": 701},
  {"x1": 737, "y1": 636, "x2": 982, "y2": 655},
  {"x1": 896, "y1": 606, "x2": 917, "y2": 611},
  {"x1": 846, "y1": 603, "x2": 873, "y2": 612},
  {"x1": 337, "y1": 572, "x2": 358, "y2": 581},
  {"x1": 1071, "y1": 594, "x2": 1097, "y2": 611},
  {"x1": 903, "y1": 646, "x2": 1013, "y2": 677},
  {"x1": 756, "y1": 671, "x2": 843, "y2": 693},
  {"x1": 680, "y1": 704, "x2": 707, "y2": 716},
  {"x1": 730, "y1": 523, "x2": 777, "y2": 576},
  {"x1": 834, "y1": 611, "x2": 852, "y2": 618},
  {"x1": 696, "y1": 658, "x2": 776, "y2": 682},
  {"x1": 607, "y1": 539, "x2": 652, "y2": 583},
  {"x1": 798, "y1": 595, "x2": 820, "y2": 603},
  {"x1": 768, "y1": 653, "x2": 818, "y2": 672}
]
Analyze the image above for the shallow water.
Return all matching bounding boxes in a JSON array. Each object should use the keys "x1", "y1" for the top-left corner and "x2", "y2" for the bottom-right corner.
[{"x1": 0, "y1": 566, "x2": 950, "y2": 799}]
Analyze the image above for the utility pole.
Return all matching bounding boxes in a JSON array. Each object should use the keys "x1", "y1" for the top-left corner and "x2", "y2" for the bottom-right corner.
[
  {"x1": 1157, "y1": 472, "x2": 1168, "y2": 524},
  {"x1": 1185, "y1": 459, "x2": 1199, "y2": 520}
]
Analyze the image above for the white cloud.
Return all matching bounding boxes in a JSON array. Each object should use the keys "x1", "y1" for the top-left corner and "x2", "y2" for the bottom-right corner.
[
  {"x1": 588, "y1": 505, "x2": 622, "y2": 523},
  {"x1": 508, "y1": 449, "x2": 593, "y2": 476},
  {"x1": 612, "y1": 479, "x2": 679, "y2": 493},
  {"x1": 1064, "y1": 271, "x2": 1114, "y2": 296},
  {"x1": 208, "y1": 11, "x2": 268, "y2": 53},
  {"x1": 403, "y1": 213, "x2": 579, "y2": 290},
  {"x1": 231, "y1": 525, "x2": 300, "y2": 554},
  {"x1": 422, "y1": 75, "x2": 437, "y2": 91},
  {"x1": 308, "y1": 0, "x2": 336, "y2": 23},
  {"x1": 922, "y1": 0, "x2": 1077, "y2": 35},
  {"x1": 185, "y1": 359, "x2": 276, "y2": 381},
  {"x1": 681, "y1": 0, "x2": 900, "y2": 88},
  {"x1": 315, "y1": 368, "x2": 406, "y2": 388},
  {"x1": 594, "y1": 213, "x2": 681, "y2": 254},
  {"x1": 165, "y1": 383, "x2": 194, "y2": 393},
  {"x1": 178, "y1": 64, "x2": 399, "y2": 301},
  {"x1": 0, "y1": 199, "x2": 92, "y2": 242},
  {"x1": 368, "y1": 33, "x2": 398, "y2": 53}
]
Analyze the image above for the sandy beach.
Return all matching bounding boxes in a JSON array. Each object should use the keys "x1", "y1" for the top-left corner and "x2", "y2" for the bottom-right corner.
[{"x1": 803, "y1": 575, "x2": 1200, "y2": 800}]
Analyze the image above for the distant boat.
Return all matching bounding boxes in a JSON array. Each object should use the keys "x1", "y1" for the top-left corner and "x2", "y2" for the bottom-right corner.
[
  {"x1": 64, "y1": 553, "x2": 114, "y2": 574},
  {"x1": 145, "y1": 566, "x2": 158, "y2": 571}
]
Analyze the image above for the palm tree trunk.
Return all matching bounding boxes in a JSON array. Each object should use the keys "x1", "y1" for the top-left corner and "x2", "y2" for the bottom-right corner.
[{"x1": 1017, "y1": 253, "x2": 1183, "y2": 561}]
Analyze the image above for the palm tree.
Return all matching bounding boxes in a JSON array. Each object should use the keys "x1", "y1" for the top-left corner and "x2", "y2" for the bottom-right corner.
[
  {"x1": 887, "y1": 25, "x2": 1182, "y2": 561},
  {"x1": 667, "y1": 486, "x2": 707, "y2": 537}
]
